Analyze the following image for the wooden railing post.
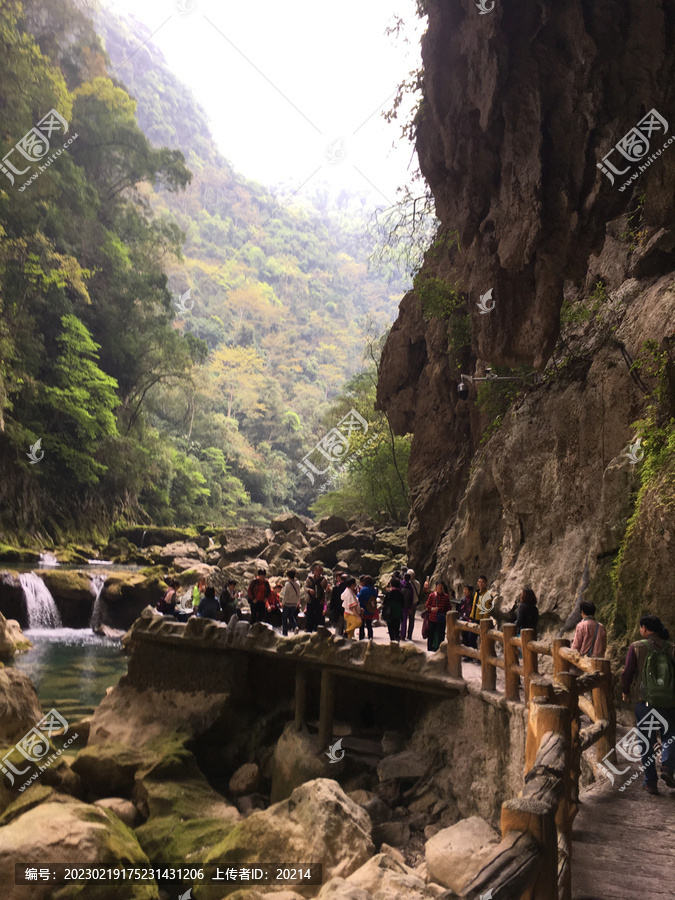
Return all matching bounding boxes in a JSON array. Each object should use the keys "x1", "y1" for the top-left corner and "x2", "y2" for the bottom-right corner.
[
  {"x1": 446, "y1": 610, "x2": 462, "y2": 678},
  {"x1": 521, "y1": 628, "x2": 538, "y2": 701},
  {"x1": 553, "y1": 637, "x2": 570, "y2": 682},
  {"x1": 592, "y1": 657, "x2": 615, "y2": 762},
  {"x1": 555, "y1": 672, "x2": 579, "y2": 900},
  {"x1": 294, "y1": 664, "x2": 307, "y2": 731},
  {"x1": 480, "y1": 617, "x2": 497, "y2": 691},
  {"x1": 501, "y1": 798, "x2": 558, "y2": 900},
  {"x1": 318, "y1": 668, "x2": 334, "y2": 749},
  {"x1": 503, "y1": 623, "x2": 520, "y2": 701}
]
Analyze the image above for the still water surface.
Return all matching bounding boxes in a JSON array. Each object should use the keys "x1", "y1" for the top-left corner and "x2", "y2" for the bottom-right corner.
[{"x1": 9, "y1": 628, "x2": 128, "y2": 721}]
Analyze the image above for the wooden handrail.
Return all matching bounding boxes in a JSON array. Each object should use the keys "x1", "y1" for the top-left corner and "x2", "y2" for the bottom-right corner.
[{"x1": 445, "y1": 610, "x2": 617, "y2": 899}]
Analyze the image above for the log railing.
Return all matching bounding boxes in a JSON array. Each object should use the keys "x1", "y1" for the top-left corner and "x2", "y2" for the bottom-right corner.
[{"x1": 445, "y1": 611, "x2": 616, "y2": 900}]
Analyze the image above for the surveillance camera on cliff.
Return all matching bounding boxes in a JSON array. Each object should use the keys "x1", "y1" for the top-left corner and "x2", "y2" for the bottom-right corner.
[{"x1": 457, "y1": 381, "x2": 469, "y2": 400}]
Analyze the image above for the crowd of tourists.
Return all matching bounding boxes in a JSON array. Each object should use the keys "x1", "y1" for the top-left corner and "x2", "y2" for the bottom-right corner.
[
  {"x1": 155, "y1": 564, "x2": 675, "y2": 799},
  {"x1": 154, "y1": 564, "x2": 532, "y2": 652}
]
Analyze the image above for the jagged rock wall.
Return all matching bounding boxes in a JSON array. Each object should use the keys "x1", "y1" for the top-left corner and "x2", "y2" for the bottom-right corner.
[{"x1": 378, "y1": 0, "x2": 675, "y2": 642}]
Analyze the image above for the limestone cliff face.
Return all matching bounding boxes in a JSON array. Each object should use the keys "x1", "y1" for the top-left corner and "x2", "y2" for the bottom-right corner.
[{"x1": 378, "y1": 0, "x2": 675, "y2": 645}]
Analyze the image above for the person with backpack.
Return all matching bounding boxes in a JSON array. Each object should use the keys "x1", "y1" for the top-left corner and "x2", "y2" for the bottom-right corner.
[
  {"x1": 281, "y1": 569, "x2": 301, "y2": 636},
  {"x1": 621, "y1": 615, "x2": 675, "y2": 794},
  {"x1": 571, "y1": 601, "x2": 607, "y2": 657},
  {"x1": 247, "y1": 569, "x2": 271, "y2": 624},
  {"x1": 358, "y1": 575, "x2": 378, "y2": 640}
]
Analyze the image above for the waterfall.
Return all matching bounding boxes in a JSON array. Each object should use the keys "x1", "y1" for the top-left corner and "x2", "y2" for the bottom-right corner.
[
  {"x1": 89, "y1": 574, "x2": 107, "y2": 631},
  {"x1": 19, "y1": 573, "x2": 62, "y2": 629},
  {"x1": 140, "y1": 529, "x2": 147, "y2": 549},
  {"x1": 38, "y1": 551, "x2": 59, "y2": 567}
]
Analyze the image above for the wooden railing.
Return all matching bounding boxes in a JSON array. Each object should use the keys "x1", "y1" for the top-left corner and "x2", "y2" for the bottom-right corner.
[{"x1": 445, "y1": 611, "x2": 616, "y2": 900}]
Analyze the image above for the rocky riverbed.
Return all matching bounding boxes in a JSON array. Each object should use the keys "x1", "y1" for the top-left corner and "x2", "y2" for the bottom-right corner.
[{"x1": 0, "y1": 603, "x2": 527, "y2": 899}]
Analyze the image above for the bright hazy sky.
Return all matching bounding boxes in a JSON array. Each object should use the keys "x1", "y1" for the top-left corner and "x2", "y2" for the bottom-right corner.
[{"x1": 106, "y1": 0, "x2": 424, "y2": 207}]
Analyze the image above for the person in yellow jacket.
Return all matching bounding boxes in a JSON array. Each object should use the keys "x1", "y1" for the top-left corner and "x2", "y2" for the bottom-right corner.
[{"x1": 470, "y1": 575, "x2": 494, "y2": 622}]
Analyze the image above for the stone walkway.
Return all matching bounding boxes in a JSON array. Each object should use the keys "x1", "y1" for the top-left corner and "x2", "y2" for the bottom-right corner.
[{"x1": 571, "y1": 754, "x2": 675, "y2": 899}]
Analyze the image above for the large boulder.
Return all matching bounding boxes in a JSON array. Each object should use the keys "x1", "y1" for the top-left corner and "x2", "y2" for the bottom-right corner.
[
  {"x1": 0, "y1": 796, "x2": 156, "y2": 900},
  {"x1": 377, "y1": 750, "x2": 428, "y2": 782},
  {"x1": 200, "y1": 779, "x2": 374, "y2": 898},
  {"x1": 0, "y1": 669, "x2": 42, "y2": 743},
  {"x1": 316, "y1": 516, "x2": 349, "y2": 536},
  {"x1": 374, "y1": 528, "x2": 409, "y2": 556},
  {"x1": 0, "y1": 614, "x2": 31, "y2": 661},
  {"x1": 114, "y1": 525, "x2": 198, "y2": 547},
  {"x1": 270, "y1": 724, "x2": 334, "y2": 804},
  {"x1": 0, "y1": 545, "x2": 40, "y2": 564},
  {"x1": 345, "y1": 853, "x2": 441, "y2": 898},
  {"x1": 36, "y1": 569, "x2": 96, "y2": 628},
  {"x1": 271, "y1": 512, "x2": 308, "y2": 534},
  {"x1": 0, "y1": 571, "x2": 24, "y2": 623},
  {"x1": 219, "y1": 526, "x2": 269, "y2": 562},
  {"x1": 312, "y1": 533, "x2": 374, "y2": 568},
  {"x1": 158, "y1": 541, "x2": 205, "y2": 565},
  {"x1": 99, "y1": 570, "x2": 168, "y2": 629},
  {"x1": 424, "y1": 816, "x2": 501, "y2": 892}
]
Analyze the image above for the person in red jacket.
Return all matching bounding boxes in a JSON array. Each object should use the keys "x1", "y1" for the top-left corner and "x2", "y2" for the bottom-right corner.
[
  {"x1": 247, "y1": 569, "x2": 271, "y2": 624},
  {"x1": 426, "y1": 581, "x2": 451, "y2": 652}
]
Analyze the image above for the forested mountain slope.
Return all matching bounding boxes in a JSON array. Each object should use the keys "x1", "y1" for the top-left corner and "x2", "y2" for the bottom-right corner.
[{"x1": 0, "y1": 0, "x2": 404, "y2": 541}]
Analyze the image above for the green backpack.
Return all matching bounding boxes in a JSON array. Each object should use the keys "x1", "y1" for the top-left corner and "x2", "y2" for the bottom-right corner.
[{"x1": 641, "y1": 640, "x2": 675, "y2": 707}]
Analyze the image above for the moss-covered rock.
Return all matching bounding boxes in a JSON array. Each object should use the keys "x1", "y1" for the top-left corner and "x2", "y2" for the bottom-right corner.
[
  {"x1": 98, "y1": 571, "x2": 168, "y2": 629},
  {"x1": 114, "y1": 525, "x2": 199, "y2": 547},
  {"x1": 0, "y1": 545, "x2": 41, "y2": 563},
  {"x1": 0, "y1": 796, "x2": 156, "y2": 900},
  {"x1": 0, "y1": 613, "x2": 31, "y2": 660},
  {"x1": 196, "y1": 779, "x2": 373, "y2": 899}
]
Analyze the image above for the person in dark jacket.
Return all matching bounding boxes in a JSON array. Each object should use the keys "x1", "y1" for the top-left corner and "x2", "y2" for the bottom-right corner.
[
  {"x1": 197, "y1": 586, "x2": 221, "y2": 620},
  {"x1": 383, "y1": 578, "x2": 404, "y2": 642},
  {"x1": 515, "y1": 587, "x2": 539, "y2": 636},
  {"x1": 219, "y1": 580, "x2": 239, "y2": 623},
  {"x1": 304, "y1": 564, "x2": 328, "y2": 632},
  {"x1": 248, "y1": 569, "x2": 271, "y2": 624},
  {"x1": 621, "y1": 615, "x2": 675, "y2": 794}
]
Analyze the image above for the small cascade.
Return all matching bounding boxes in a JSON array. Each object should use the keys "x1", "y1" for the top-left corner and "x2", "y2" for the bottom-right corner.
[
  {"x1": 19, "y1": 573, "x2": 62, "y2": 629},
  {"x1": 89, "y1": 574, "x2": 107, "y2": 631},
  {"x1": 140, "y1": 529, "x2": 147, "y2": 549},
  {"x1": 38, "y1": 551, "x2": 59, "y2": 567}
]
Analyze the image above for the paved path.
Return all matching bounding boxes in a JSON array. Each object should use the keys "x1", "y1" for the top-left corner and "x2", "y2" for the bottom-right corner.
[{"x1": 571, "y1": 743, "x2": 675, "y2": 899}]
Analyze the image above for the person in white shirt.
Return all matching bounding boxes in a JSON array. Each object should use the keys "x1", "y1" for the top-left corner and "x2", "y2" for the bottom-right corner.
[
  {"x1": 281, "y1": 568, "x2": 301, "y2": 636},
  {"x1": 341, "y1": 577, "x2": 361, "y2": 639}
]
